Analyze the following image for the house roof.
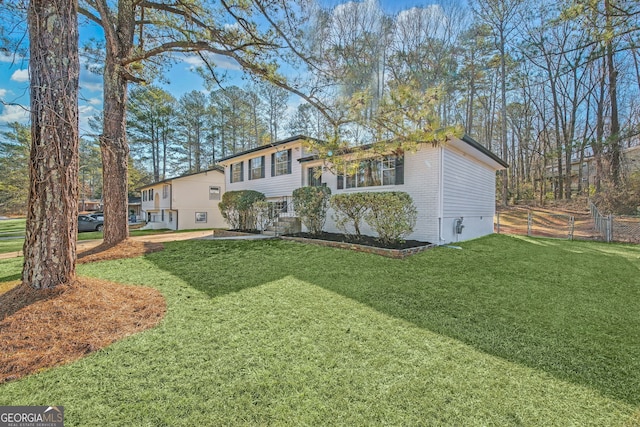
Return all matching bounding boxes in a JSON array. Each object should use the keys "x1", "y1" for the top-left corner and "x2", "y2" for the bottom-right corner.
[
  {"x1": 138, "y1": 166, "x2": 224, "y2": 190},
  {"x1": 298, "y1": 134, "x2": 508, "y2": 169},
  {"x1": 216, "y1": 135, "x2": 317, "y2": 164},
  {"x1": 460, "y1": 135, "x2": 509, "y2": 168}
]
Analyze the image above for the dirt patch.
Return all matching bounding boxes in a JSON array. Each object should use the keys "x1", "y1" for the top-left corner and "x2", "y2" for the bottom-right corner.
[
  {"x1": 0, "y1": 278, "x2": 166, "y2": 384},
  {"x1": 496, "y1": 206, "x2": 601, "y2": 240},
  {"x1": 78, "y1": 239, "x2": 164, "y2": 263}
]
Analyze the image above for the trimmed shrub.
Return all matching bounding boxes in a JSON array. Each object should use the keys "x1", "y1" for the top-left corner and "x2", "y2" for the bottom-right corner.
[
  {"x1": 292, "y1": 186, "x2": 332, "y2": 235},
  {"x1": 330, "y1": 192, "x2": 370, "y2": 238},
  {"x1": 218, "y1": 190, "x2": 266, "y2": 231},
  {"x1": 364, "y1": 192, "x2": 417, "y2": 244}
]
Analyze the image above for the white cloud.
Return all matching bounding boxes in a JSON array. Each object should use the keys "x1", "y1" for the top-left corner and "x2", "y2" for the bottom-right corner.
[
  {"x1": 182, "y1": 53, "x2": 242, "y2": 72},
  {"x1": 0, "y1": 88, "x2": 7, "y2": 98},
  {"x1": 86, "y1": 97, "x2": 102, "y2": 106},
  {"x1": 0, "y1": 52, "x2": 24, "y2": 63},
  {"x1": 79, "y1": 104, "x2": 96, "y2": 115},
  {"x1": 0, "y1": 104, "x2": 30, "y2": 124},
  {"x1": 183, "y1": 55, "x2": 205, "y2": 67},
  {"x1": 78, "y1": 104, "x2": 99, "y2": 136},
  {"x1": 80, "y1": 81, "x2": 103, "y2": 92},
  {"x1": 11, "y1": 69, "x2": 29, "y2": 82}
]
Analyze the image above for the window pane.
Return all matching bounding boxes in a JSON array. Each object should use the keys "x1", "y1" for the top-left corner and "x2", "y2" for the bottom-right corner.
[
  {"x1": 232, "y1": 162, "x2": 242, "y2": 182},
  {"x1": 275, "y1": 151, "x2": 288, "y2": 176},
  {"x1": 383, "y1": 169, "x2": 395, "y2": 185},
  {"x1": 308, "y1": 166, "x2": 322, "y2": 186},
  {"x1": 209, "y1": 186, "x2": 220, "y2": 200},
  {"x1": 382, "y1": 156, "x2": 396, "y2": 185},
  {"x1": 251, "y1": 157, "x2": 263, "y2": 180}
]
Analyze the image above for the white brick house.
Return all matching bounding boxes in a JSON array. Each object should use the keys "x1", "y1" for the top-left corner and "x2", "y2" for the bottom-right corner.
[
  {"x1": 218, "y1": 135, "x2": 507, "y2": 244},
  {"x1": 140, "y1": 167, "x2": 227, "y2": 230}
]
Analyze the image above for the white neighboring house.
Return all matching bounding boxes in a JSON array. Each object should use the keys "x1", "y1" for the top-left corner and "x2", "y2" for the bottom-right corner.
[
  {"x1": 140, "y1": 167, "x2": 227, "y2": 230},
  {"x1": 218, "y1": 134, "x2": 508, "y2": 244}
]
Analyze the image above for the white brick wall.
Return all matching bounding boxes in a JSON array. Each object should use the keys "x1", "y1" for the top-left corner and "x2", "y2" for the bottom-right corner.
[{"x1": 322, "y1": 145, "x2": 442, "y2": 244}]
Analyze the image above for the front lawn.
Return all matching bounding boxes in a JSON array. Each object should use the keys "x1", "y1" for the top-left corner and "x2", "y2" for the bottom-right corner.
[
  {"x1": 0, "y1": 228, "x2": 187, "y2": 255},
  {"x1": 0, "y1": 234, "x2": 638, "y2": 425},
  {"x1": 0, "y1": 218, "x2": 26, "y2": 236}
]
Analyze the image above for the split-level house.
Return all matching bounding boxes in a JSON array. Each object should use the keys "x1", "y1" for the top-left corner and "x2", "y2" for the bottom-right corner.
[
  {"x1": 218, "y1": 134, "x2": 508, "y2": 244},
  {"x1": 140, "y1": 167, "x2": 227, "y2": 230}
]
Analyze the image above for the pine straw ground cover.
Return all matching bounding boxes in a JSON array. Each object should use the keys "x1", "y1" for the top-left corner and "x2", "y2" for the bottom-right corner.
[{"x1": 0, "y1": 240, "x2": 166, "y2": 384}]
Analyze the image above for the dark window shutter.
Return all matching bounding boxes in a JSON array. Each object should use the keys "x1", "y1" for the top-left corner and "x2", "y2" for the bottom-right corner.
[
  {"x1": 240, "y1": 161, "x2": 244, "y2": 182},
  {"x1": 337, "y1": 174, "x2": 344, "y2": 190},
  {"x1": 260, "y1": 156, "x2": 265, "y2": 178},
  {"x1": 271, "y1": 153, "x2": 275, "y2": 176},
  {"x1": 395, "y1": 155, "x2": 404, "y2": 185},
  {"x1": 248, "y1": 159, "x2": 252, "y2": 180},
  {"x1": 287, "y1": 149, "x2": 292, "y2": 174}
]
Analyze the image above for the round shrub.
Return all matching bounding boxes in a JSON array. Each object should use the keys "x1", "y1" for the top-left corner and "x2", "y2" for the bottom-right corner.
[
  {"x1": 219, "y1": 190, "x2": 266, "y2": 231},
  {"x1": 364, "y1": 191, "x2": 417, "y2": 244},
  {"x1": 330, "y1": 192, "x2": 371, "y2": 238},
  {"x1": 292, "y1": 186, "x2": 331, "y2": 236}
]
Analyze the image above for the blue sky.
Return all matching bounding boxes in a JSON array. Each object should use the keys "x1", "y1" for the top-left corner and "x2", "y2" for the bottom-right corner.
[{"x1": 0, "y1": 0, "x2": 450, "y2": 135}]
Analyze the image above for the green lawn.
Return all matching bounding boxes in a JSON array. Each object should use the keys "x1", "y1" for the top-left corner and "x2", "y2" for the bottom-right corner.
[
  {"x1": 0, "y1": 223, "x2": 184, "y2": 254},
  {"x1": 0, "y1": 218, "x2": 26, "y2": 238},
  {"x1": 0, "y1": 234, "x2": 639, "y2": 425}
]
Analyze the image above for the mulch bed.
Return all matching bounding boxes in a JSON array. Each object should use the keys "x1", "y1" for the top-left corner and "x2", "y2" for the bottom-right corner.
[
  {"x1": 284, "y1": 232, "x2": 431, "y2": 250},
  {"x1": 0, "y1": 278, "x2": 166, "y2": 384},
  {"x1": 0, "y1": 239, "x2": 167, "y2": 384}
]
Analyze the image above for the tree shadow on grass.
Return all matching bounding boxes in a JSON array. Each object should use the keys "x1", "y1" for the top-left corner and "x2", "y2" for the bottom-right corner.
[{"x1": 146, "y1": 235, "x2": 640, "y2": 406}]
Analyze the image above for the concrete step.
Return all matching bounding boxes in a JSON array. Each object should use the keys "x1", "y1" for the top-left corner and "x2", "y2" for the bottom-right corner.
[{"x1": 277, "y1": 217, "x2": 300, "y2": 224}]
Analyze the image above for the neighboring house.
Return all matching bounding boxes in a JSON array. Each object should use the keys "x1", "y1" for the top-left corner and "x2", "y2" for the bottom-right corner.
[
  {"x1": 128, "y1": 196, "x2": 142, "y2": 222},
  {"x1": 218, "y1": 134, "x2": 508, "y2": 244},
  {"x1": 545, "y1": 144, "x2": 640, "y2": 196},
  {"x1": 140, "y1": 167, "x2": 227, "y2": 230},
  {"x1": 79, "y1": 199, "x2": 102, "y2": 212}
]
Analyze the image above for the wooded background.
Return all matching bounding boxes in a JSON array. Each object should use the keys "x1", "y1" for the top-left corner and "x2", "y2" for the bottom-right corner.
[{"x1": 2, "y1": 0, "x2": 639, "y2": 215}]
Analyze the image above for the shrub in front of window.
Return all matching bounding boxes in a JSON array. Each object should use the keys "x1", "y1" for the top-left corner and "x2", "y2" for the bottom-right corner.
[
  {"x1": 218, "y1": 190, "x2": 266, "y2": 231},
  {"x1": 364, "y1": 192, "x2": 417, "y2": 244},
  {"x1": 254, "y1": 200, "x2": 271, "y2": 231},
  {"x1": 292, "y1": 186, "x2": 332, "y2": 236},
  {"x1": 330, "y1": 192, "x2": 370, "y2": 239}
]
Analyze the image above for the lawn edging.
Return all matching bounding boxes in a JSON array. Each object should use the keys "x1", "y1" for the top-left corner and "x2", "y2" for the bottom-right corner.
[{"x1": 280, "y1": 235, "x2": 437, "y2": 258}]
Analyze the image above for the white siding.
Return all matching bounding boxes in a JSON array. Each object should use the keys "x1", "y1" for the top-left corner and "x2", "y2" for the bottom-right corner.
[
  {"x1": 172, "y1": 171, "x2": 227, "y2": 229},
  {"x1": 223, "y1": 142, "x2": 305, "y2": 199},
  {"x1": 441, "y1": 146, "x2": 496, "y2": 243},
  {"x1": 141, "y1": 170, "x2": 227, "y2": 230}
]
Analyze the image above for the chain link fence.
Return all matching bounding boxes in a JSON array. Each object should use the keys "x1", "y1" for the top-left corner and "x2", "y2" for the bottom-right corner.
[{"x1": 495, "y1": 206, "x2": 640, "y2": 243}]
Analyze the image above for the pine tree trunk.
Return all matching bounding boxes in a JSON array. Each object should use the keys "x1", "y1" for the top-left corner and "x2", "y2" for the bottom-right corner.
[
  {"x1": 101, "y1": 56, "x2": 131, "y2": 246},
  {"x1": 23, "y1": 0, "x2": 79, "y2": 289}
]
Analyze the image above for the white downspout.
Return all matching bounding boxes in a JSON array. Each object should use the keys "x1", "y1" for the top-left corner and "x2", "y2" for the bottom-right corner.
[{"x1": 438, "y1": 144, "x2": 445, "y2": 244}]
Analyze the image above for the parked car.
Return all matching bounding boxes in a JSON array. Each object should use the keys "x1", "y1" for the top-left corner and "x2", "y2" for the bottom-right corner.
[
  {"x1": 89, "y1": 213, "x2": 104, "y2": 221},
  {"x1": 78, "y1": 215, "x2": 104, "y2": 232}
]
